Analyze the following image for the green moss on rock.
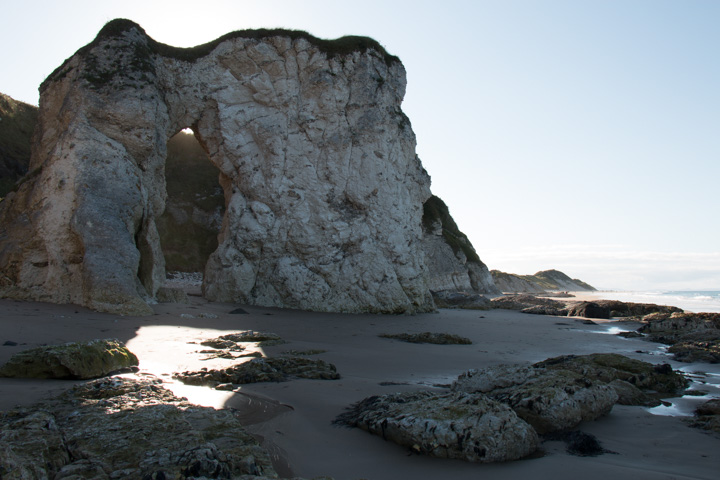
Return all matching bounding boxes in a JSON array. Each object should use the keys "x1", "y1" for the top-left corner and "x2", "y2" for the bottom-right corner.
[{"x1": 0, "y1": 339, "x2": 139, "y2": 380}]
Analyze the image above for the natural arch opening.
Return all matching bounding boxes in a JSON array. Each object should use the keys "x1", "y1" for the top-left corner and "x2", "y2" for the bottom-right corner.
[{"x1": 157, "y1": 128, "x2": 225, "y2": 285}]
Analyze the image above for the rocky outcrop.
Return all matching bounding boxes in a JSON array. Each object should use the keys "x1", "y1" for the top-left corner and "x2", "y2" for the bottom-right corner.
[
  {"x1": 421, "y1": 196, "x2": 499, "y2": 295},
  {"x1": 335, "y1": 390, "x2": 540, "y2": 463},
  {"x1": 490, "y1": 294, "x2": 567, "y2": 312},
  {"x1": 0, "y1": 339, "x2": 138, "y2": 379},
  {"x1": 452, "y1": 364, "x2": 618, "y2": 434},
  {"x1": 535, "y1": 353, "x2": 689, "y2": 402},
  {"x1": 0, "y1": 93, "x2": 37, "y2": 198},
  {"x1": 491, "y1": 269, "x2": 595, "y2": 293},
  {"x1": 637, "y1": 312, "x2": 720, "y2": 363},
  {"x1": 565, "y1": 301, "x2": 610, "y2": 319},
  {"x1": 593, "y1": 300, "x2": 683, "y2": 318},
  {"x1": 0, "y1": 19, "x2": 437, "y2": 315},
  {"x1": 0, "y1": 377, "x2": 282, "y2": 479}
]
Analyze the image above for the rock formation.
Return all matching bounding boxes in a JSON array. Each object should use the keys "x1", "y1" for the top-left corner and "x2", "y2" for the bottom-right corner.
[
  {"x1": 335, "y1": 390, "x2": 540, "y2": 463},
  {"x1": 0, "y1": 377, "x2": 281, "y2": 479},
  {"x1": 0, "y1": 339, "x2": 138, "y2": 380},
  {"x1": 491, "y1": 269, "x2": 595, "y2": 293},
  {"x1": 421, "y1": 195, "x2": 499, "y2": 295},
  {"x1": 0, "y1": 19, "x2": 446, "y2": 315}
]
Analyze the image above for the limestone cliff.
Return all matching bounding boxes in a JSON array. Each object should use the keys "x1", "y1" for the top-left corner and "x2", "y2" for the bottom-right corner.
[
  {"x1": 0, "y1": 19, "x2": 435, "y2": 315},
  {"x1": 422, "y1": 196, "x2": 499, "y2": 294},
  {"x1": 0, "y1": 93, "x2": 37, "y2": 197},
  {"x1": 491, "y1": 269, "x2": 595, "y2": 293}
]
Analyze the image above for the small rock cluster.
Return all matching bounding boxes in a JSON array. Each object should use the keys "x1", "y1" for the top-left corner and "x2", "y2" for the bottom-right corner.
[
  {"x1": 338, "y1": 353, "x2": 689, "y2": 462},
  {"x1": 174, "y1": 357, "x2": 341, "y2": 389}
]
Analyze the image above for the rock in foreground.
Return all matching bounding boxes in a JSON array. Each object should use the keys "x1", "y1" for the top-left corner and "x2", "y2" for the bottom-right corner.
[
  {"x1": 335, "y1": 390, "x2": 539, "y2": 463},
  {"x1": 0, "y1": 339, "x2": 138, "y2": 380},
  {"x1": 0, "y1": 377, "x2": 279, "y2": 479}
]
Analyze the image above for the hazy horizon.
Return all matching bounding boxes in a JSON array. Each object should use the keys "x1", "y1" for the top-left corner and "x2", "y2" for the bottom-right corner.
[{"x1": 1, "y1": 0, "x2": 718, "y2": 291}]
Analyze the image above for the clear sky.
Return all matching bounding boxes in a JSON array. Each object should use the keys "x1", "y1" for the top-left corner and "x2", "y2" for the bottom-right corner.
[{"x1": 1, "y1": 0, "x2": 718, "y2": 291}]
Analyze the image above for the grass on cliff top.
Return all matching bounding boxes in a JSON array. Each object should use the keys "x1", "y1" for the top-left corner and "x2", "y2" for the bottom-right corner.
[{"x1": 44, "y1": 18, "x2": 400, "y2": 89}]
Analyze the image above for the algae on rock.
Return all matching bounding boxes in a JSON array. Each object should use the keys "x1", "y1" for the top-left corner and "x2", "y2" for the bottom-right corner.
[{"x1": 0, "y1": 339, "x2": 139, "y2": 380}]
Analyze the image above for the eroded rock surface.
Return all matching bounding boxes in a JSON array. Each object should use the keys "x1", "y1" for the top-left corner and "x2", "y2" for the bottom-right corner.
[
  {"x1": 0, "y1": 377, "x2": 280, "y2": 479},
  {"x1": 452, "y1": 364, "x2": 618, "y2": 433},
  {"x1": 0, "y1": 339, "x2": 138, "y2": 379},
  {"x1": 637, "y1": 312, "x2": 720, "y2": 363},
  {"x1": 335, "y1": 390, "x2": 539, "y2": 463},
  {"x1": 0, "y1": 19, "x2": 438, "y2": 315},
  {"x1": 535, "y1": 353, "x2": 689, "y2": 403}
]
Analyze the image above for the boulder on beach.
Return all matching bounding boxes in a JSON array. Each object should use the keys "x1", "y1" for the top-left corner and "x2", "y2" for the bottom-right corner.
[
  {"x1": 689, "y1": 399, "x2": 720, "y2": 433},
  {"x1": 334, "y1": 390, "x2": 540, "y2": 463},
  {"x1": 0, "y1": 377, "x2": 280, "y2": 479},
  {"x1": 565, "y1": 301, "x2": 610, "y2": 319},
  {"x1": 0, "y1": 339, "x2": 138, "y2": 380},
  {"x1": 451, "y1": 364, "x2": 618, "y2": 433},
  {"x1": 535, "y1": 353, "x2": 689, "y2": 402}
]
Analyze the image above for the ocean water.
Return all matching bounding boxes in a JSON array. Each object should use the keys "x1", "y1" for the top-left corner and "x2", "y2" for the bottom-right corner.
[{"x1": 593, "y1": 290, "x2": 720, "y2": 313}]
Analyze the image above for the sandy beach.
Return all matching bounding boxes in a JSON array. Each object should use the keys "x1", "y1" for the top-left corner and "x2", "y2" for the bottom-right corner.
[{"x1": 1, "y1": 293, "x2": 719, "y2": 480}]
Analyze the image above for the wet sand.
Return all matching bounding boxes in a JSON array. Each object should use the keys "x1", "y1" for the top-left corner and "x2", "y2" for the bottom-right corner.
[{"x1": 1, "y1": 294, "x2": 719, "y2": 479}]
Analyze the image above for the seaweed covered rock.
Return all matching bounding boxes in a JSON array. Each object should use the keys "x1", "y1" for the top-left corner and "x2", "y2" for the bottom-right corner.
[
  {"x1": 174, "y1": 356, "x2": 340, "y2": 387},
  {"x1": 452, "y1": 364, "x2": 618, "y2": 433},
  {"x1": 335, "y1": 390, "x2": 539, "y2": 463},
  {"x1": 535, "y1": 353, "x2": 689, "y2": 402},
  {"x1": 379, "y1": 332, "x2": 472, "y2": 345},
  {"x1": 0, "y1": 377, "x2": 279, "y2": 479},
  {"x1": 0, "y1": 339, "x2": 138, "y2": 380}
]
